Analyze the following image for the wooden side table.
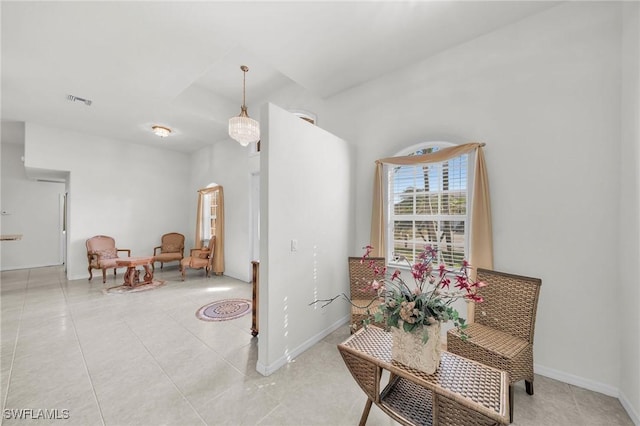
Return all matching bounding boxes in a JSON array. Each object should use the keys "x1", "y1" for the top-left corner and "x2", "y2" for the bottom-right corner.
[
  {"x1": 338, "y1": 326, "x2": 509, "y2": 426},
  {"x1": 116, "y1": 256, "x2": 154, "y2": 287},
  {"x1": 251, "y1": 261, "x2": 259, "y2": 337}
]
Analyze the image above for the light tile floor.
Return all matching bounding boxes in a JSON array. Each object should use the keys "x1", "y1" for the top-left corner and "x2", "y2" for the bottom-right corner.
[{"x1": 0, "y1": 266, "x2": 634, "y2": 426}]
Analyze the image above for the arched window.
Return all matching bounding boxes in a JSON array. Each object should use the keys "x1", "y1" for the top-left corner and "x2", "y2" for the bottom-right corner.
[{"x1": 385, "y1": 142, "x2": 472, "y2": 269}]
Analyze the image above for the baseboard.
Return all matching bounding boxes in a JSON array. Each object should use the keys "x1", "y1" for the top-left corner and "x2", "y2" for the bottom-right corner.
[
  {"x1": 619, "y1": 390, "x2": 640, "y2": 426},
  {"x1": 534, "y1": 363, "x2": 618, "y2": 397},
  {"x1": 0, "y1": 262, "x2": 62, "y2": 272},
  {"x1": 519, "y1": 364, "x2": 639, "y2": 424},
  {"x1": 256, "y1": 315, "x2": 349, "y2": 376}
]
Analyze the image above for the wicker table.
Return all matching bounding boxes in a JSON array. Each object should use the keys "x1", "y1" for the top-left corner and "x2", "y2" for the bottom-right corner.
[{"x1": 338, "y1": 326, "x2": 509, "y2": 426}]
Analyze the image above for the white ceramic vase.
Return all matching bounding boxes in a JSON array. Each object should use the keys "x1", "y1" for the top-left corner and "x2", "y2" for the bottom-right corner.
[{"x1": 391, "y1": 320, "x2": 441, "y2": 374}]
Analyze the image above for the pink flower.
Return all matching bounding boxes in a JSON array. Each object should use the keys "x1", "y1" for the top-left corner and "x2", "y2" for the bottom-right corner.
[
  {"x1": 391, "y1": 270, "x2": 401, "y2": 281},
  {"x1": 455, "y1": 275, "x2": 469, "y2": 291},
  {"x1": 465, "y1": 294, "x2": 484, "y2": 303},
  {"x1": 412, "y1": 262, "x2": 429, "y2": 281},
  {"x1": 360, "y1": 245, "x2": 374, "y2": 263},
  {"x1": 440, "y1": 276, "x2": 451, "y2": 289},
  {"x1": 371, "y1": 279, "x2": 381, "y2": 291},
  {"x1": 438, "y1": 264, "x2": 447, "y2": 277},
  {"x1": 425, "y1": 245, "x2": 438, "y2": 258}
]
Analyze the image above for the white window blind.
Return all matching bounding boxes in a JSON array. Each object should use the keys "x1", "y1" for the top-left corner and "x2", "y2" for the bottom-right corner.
[
  {"x1": 201, "y1": 191, "x2": 219, "y2": 241},
  {"x1": 386, "y1": 146, "x2": 470, "y2": 268}
]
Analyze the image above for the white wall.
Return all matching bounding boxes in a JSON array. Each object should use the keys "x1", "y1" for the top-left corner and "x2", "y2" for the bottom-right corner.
[
  {"x1": 1, "y1": 142, "x2": 66, "y2": 270},
  {"x1": 187, "y1": 83, "x2": 335, "y2": 282},
  {"x1": 257, "y1": 103, "x2": 352, "y2": 375},
  {"x1": 23, "y1": 123, "x2": 191, "y2": 280},
  {"x1": 324, "y1": 2, "x2": 625, "y2": 396},
  {"x1": 620, "y1": 2, "x2": 640, "y2": 422},
  {"x1": 188, "y1": 138, "x2": 254, "y2": 282}
]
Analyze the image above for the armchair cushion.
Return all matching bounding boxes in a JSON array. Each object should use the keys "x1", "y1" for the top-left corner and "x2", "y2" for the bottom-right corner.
[
  {"x1": 95, "y1": 248, "x2": 117, "y2": 259},
  {"x1": 162, "y1": 243, "x2": 181, "y2": 253}
]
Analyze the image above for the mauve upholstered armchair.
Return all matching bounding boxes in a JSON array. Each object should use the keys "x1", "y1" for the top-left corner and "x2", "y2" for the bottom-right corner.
[
  {"x1": 86, "y1": 235, "x2": 131, "y2": 283},
  {"x1": 180, "y1": 236, "x2": 216, "y2": 281},
  {"x1": 152, "y1": 232, "x2": 185, "y2": 271}
]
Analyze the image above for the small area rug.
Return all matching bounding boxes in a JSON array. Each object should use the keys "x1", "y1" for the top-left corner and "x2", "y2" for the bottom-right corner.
[
  {"x1": 103, "y1": 280, "x2": 166, "y2": 295},
  {"x1": 196, "y1": 298, "x2": 252, "y2": 322}
]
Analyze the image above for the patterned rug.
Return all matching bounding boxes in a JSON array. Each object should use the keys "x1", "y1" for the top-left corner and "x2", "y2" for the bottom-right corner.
[
  {"x1": 196, "y1": 298, "x2": 252, "y2": 322},
  {"x1": 103, "y1": 280, "x2": 166, "y2": 294}
]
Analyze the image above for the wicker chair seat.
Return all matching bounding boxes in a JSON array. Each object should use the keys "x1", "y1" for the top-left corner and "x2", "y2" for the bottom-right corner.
[
  {"x1": 351, "y1": 299, "x2": 381, "y2": 315},
  {"x1": 447, "y1": 323, "x2": 533, "y2": 384},
  {"x1": 351, "y1": 299, "x2": 386, "y2": 329}
]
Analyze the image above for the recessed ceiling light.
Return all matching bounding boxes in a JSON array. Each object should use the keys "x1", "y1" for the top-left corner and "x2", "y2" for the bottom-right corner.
[{"x1": 151, "y1": 125, "x2": 172, "y2": 138}]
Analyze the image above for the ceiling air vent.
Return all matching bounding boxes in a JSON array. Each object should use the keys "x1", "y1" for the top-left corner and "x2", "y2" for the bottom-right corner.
[{"x1": 67, "y1": 94, "x2": 92, "y2": 106}]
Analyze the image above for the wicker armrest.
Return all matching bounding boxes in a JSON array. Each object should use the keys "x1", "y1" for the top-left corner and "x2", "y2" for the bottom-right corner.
[{"x1": 153, "y1": 246, "x2": 162, "y2": 256}]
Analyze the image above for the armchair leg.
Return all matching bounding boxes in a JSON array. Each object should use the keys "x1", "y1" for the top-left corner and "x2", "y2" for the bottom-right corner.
[
  {"x1": 525, "y1": 380, "x2": 534, "y2": 395},
  {"x1": 181, "y1": 267, "x2": 186, "y2": 281},
  {"x1": 509, "y1": 384, "x2": 514, "y2": 423},
  {"x1": 102, "y1": 269, "x2": 107, "y2": 284},
  {"x1": 88, "y1": 267, "x2": 93, "y2": 281}
]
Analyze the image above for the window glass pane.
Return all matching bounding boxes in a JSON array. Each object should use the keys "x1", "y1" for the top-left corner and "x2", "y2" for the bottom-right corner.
[
  {"x1": 392, "y1": 220, "x2": 414, "y2": 261},
  {"x1": 387, "y1": 146, "x2": 469, "y2": 269}
]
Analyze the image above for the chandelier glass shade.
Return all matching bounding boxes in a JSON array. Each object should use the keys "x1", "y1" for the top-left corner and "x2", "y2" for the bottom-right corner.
[{"x1": 229, "y1": 65, "x2": 260, "y2": 146}]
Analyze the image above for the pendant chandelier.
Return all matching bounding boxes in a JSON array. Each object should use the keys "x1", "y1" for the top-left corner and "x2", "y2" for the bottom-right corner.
[{"x1": 228, "y1": 65, "x2": 260, "y2": 146}]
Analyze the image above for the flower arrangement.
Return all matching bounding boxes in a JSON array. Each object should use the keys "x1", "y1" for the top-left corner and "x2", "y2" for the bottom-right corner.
[
  {"x1": 313, "y1": 244, "x2": 485, "y2": 343},
  {"x1": 362, "y1": 244, "x2": 485, "y2": 342}
]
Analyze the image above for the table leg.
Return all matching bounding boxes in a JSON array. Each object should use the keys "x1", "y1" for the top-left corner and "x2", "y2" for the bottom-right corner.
[
  {"x1": 123, "y1": 267, "x2": 136, "y2": 286},
  {"x1": 358, "y1": 399, "x2": 373, "y2": 426},
  {"x1": 142, "y1": 263, "x2": 153, "y2": 284}
]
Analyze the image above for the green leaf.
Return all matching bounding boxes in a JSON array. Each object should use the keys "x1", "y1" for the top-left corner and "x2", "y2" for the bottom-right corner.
[{"x1": 422, "y1": 330, "x2": 430, "y2": 344}]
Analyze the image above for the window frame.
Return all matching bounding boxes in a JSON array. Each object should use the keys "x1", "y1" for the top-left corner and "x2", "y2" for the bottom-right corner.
[{"x1": 383, "y1": 141, "x2": 475, "y2": 269}]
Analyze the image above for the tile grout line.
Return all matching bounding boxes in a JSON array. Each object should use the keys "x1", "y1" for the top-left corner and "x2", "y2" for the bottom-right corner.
[
  {"x1": 58, "y1": 273, "x2": 107, "y2": 426},
  {"x1": 122, "y1": 317, "x2": 208, "y2": 426},
  {"x1": 0, "y1": 270, "x2": 29, "y2": 426},
  {"x1": 164, "y1": 304, "x2": 253, "y2": 378}
]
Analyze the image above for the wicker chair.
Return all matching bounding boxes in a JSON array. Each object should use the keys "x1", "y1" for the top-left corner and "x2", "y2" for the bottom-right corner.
[
  {"x1": 348, "y1": 256, "x2": 386, "y2": 332},
  {"x1": 152, "y1": 232, "x2": 185, "y2": 270},
  {"x1": 86, "y1": 235, "x2": 131, "y2": 283},
  {"x1": 446, "y1": 268, "x2": 542, "y2": 423},
  {"x1": 180, "y1": 237, "x2": 216, "y2": 281}
]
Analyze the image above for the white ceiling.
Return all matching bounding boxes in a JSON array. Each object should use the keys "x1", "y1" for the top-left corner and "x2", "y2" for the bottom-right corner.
[{"x1": 1, "y1": 1, "x2": 559, "y2": 153}]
